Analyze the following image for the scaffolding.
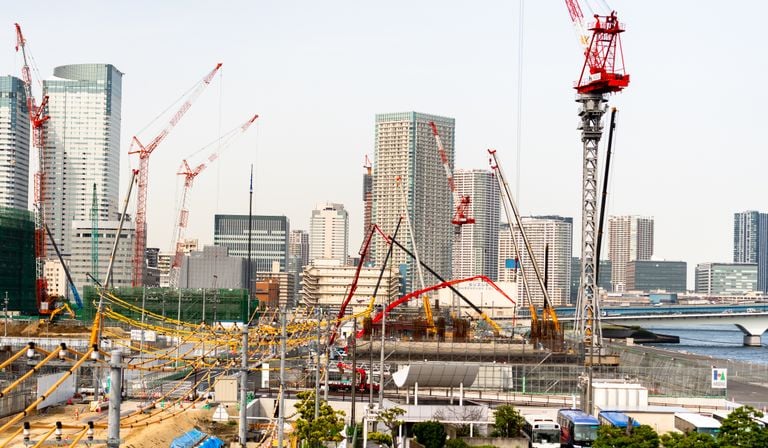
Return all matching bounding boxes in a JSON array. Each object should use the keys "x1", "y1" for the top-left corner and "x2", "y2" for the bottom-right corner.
[
  {"x1": 0, "y1": 207, "x2": 36, "y2": 315},
  {"x1": 82, "y1": 286, "x2": 255, "y2": 323}
]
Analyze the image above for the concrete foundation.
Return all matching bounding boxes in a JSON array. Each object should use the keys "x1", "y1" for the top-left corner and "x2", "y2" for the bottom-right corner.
[{"x1": 743, "y1": 334, "x2": 762, "y2": 347}]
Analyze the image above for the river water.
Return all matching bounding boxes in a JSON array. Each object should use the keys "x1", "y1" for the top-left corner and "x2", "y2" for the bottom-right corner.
[{"x1": 644, "y1": 324, "x2": 768, "y2": 365}]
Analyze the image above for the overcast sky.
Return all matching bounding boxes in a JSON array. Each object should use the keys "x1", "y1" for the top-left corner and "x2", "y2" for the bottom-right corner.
[{"x1": 4, "y1": 1, "x2": 767, "y2": 288}]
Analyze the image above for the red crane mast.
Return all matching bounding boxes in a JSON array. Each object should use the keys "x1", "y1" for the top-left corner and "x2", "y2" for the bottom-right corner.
[
  {"x1": 15, "y1": 23, "x2": 52, "y2": 313},
  {"x1": 129, "y1": 63, "x2": 222, "y2": 287},
  {"x1": 169, "y1": 114, "x2": 259, "y2": 288}
]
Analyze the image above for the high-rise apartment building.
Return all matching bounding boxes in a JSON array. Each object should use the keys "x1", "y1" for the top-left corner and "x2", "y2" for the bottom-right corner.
[
  {"x1": 607, "y1": 215, "x2": 654, "y2": 292},
  {"x1": 43, "y1": 64, "x2": 123, "y2": 255},
  {"x1": 214, "y1": 214, "x2": 289, "y2": 288},
  {"x1": 309, "y1": 202, "x2": 349, "y2": 264},
  {"x1": 372, "y1": 112, "x2": 454, "y2": 292},
  {"x1": 733, "y1": 210, "x2": 768, "y2": 293},
  {"x1": 69, "y1": 219, "x2": 134, "y2": 294},
  {"x1": 498, "y1": 216, "x2": 573, "y2": 307},
  {"x1": 0, "y1": 76, "x2": 30, "y2": 210},
  {"x1": 452, "y1": 169, "x2": 499, "y2": 280}
]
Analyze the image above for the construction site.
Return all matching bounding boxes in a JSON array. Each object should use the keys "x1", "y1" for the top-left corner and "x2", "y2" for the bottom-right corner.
[{"x1": 1, "y1": 2, "x2": 766, "y2": 448}]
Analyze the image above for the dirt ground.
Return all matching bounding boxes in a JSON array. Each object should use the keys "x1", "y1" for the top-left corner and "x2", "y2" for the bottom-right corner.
[{"x1": 0, "y1": 401, "x2": 239, "y2": 447}]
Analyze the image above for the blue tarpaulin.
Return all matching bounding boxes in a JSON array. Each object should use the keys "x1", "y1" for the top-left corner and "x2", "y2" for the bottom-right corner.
[
  {"x1": 170, "y1": 429, "x2": 206, "y2": 448},
  {"x1": 199, "y1": 436, "x2": 225, "y2": 448}
]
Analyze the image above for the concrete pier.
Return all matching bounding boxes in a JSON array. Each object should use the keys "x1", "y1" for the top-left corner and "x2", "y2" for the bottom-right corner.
[{"x1": 743, "y1": 334, "x2": 762, "y2": 347}]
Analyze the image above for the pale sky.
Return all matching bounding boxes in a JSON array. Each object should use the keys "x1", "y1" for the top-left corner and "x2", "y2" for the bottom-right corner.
[{"x1": 4, "y1": 1, "x2": 767, "y2": 288}]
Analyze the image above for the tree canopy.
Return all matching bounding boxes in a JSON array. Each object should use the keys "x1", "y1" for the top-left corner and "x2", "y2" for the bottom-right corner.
[
  {"x1": 492, "y1": 404, "x2": 526, "y2": 437},
  {"x1": 412, "y1": 420, "x2": 446, "y2": 448},
  {"x1": 293, "y1": 390, "x2": 346, "y2": 448},
  {"x1": 594, "y1": 424, "x2": 660, "y2": 448}
]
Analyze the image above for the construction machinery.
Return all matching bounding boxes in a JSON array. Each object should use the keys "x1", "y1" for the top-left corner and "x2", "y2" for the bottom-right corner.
[
  {"x1": 15, "y1": 23, "x2": 51, "y2": 314},
  {"x1": 429, "y1": 121, "x2": 475, "y2": 234},
  {"x1": 47, "y1": 302, "x2": 75, "y2": 322},
  {"x1": 563, "y1": 0, "x2": 630, "y2": 352},
  {"x1": 395, "y1": 176, "x2": 435, "y2": 335},
  {"x1": 168, "y1": 114, "x2": 259, "y2": 288},
  {"x1": 129, "y1": 63, "x2": 222, "y2": 287},
  {"x1": 43, "y1": 224, "x2": 83, "y2": 310},
  {"x1": 489, "y1": 149, "x2": 561, "y2": 348}
]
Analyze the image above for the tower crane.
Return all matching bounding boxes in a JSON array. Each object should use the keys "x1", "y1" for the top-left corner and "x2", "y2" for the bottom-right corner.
[
  {"x1": 15, "y1": 23, "x2": 52, "y2": 314},
  {"x1": 169, "y1": 114, "x2": 259, "y2": 288},
  {"x1": 562, "y1": 1, "x2": 629, "y2": 352},
  {"x1": 429, "y1": 121, "x2": 474, "y2": 234},
  {"x1": 129, "y1": 63, "x2": 222, "y2": 287}
]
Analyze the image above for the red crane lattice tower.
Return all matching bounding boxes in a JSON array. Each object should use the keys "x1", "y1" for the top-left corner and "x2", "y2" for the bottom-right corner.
[
  {"x1": 429, "y1": 121, "x2": 474, "y2": 234},
  {"x1": 168, "y1": 114, "x2": 259, "y2": 288},
  {"x1": 15, "y1": 23, "x2": 52, "y2": 313},
  {"x1": 129, "y1": 63, "x2": 222, "y2": 287}
]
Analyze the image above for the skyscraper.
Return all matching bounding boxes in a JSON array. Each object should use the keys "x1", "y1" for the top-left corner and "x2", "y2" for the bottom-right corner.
[
  {"x1": 452, "y1": 169, "x2": 499, "y2": 280},
  {"x1": 498, "y1": 216, "x2": 573, "y2": 306},
  {"x1": 69, "y1": 219, "x2": 134, "y2": 293},
  {"x1": 42, "y1": 64, "x2": 123, "y2": 255},
  {"x1": 289, "y1": 230, "x2": 310, "y2": 269},
  {"x1": 362, "y1": 158, "x2": 373, "y2": 264},
  {"x1": 309, "y1": 202, "x2": 349, "y2": 264},
  {"x1": 733, "y1": 210, "x2": 768, "y2": 293},
  {"x1": 372, "y1": 112, "x2": 454, "y2": 292},
  {"x1": 0, "y1": 76, "x2": 30, "y2": 210},
  {"x1": 214, "y1": 214, "x2": 289, "y2": 274},
  {"x1": 607, "y1": 215, "x2": 654, "y2": 292}
]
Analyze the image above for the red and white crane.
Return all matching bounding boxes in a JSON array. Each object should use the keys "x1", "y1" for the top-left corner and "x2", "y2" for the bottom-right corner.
[
  {"x1": 563, "y1": 1, "x2": 629, "y2": 351},
  {"x1": 168, "y1": 114, "x2": 259, "y2": 288},
  {"x1": 429, "y1": 121, "x2": 474, "y2": 234},
  {"x1": 15, "y1": 23, "x2": 52, "y2": 314},
  {"x1": 129, "y1": 63, "x2": 222, "y2": 287}
]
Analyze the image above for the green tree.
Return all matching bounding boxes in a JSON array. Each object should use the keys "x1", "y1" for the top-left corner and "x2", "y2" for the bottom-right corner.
[
  {"x1": 445, "y1": 438, "x2": 470, "y2": 448},
  {"x1": 659, "y1": 431, "x2": 718, "y2": 448},
  {"x1": 377, "y1": 406, "x2": 406, "y2": 436},
  {"x1": 368, "y1": 431, "x2": 393, "y2": 447},
  {"x1": 293, "y1": 390, "x2": 346, "y2": 448},
  {"x1": 412, "y1": 420, "x2": 447, "y2": 448},
  {"x1": 593, "y1": 424, "x2": 660, "y2": 448},
  {"x1": 718, "y1": 406, "x2": 768, "y2": 447},
  {"x1": 492, "y1": 404, "x2": 525, "y2": 437}
]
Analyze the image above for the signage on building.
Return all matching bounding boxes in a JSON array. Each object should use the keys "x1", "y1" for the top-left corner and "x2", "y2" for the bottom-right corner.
[{"x1": 711, "y1": 368, "x2": 727, "y2": 389}]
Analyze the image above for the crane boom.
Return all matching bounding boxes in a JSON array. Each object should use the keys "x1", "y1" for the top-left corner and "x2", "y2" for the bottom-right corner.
[
  {"x1": 169, "y1": 114, "x2": 259, "y2": 288},
  {"x1": 15, "y1": 23, "x2": 52, "y2": 314},
  {"x1": 429, "y1": 122, "x2": 475, "y2": 231},
  {"x1": 129, "y1": 63, "x2": 222, "y2": 287},
  {"x1": 488, "y1": 149, "x2": 560, "y2": 334}
]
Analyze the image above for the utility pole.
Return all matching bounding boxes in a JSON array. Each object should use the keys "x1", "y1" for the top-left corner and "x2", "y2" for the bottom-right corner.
[
  {"x1": 315, "y1": 307, "x2": 322, "y2": 420},
  {"x1": 3, "y1": 292, "x2": 8, "y2": 338},
  {"x1": 324, "y1": 316, "x2": 330, "y2": 401},
  {"x1": 277, "y1": 307, "x2": 286, "y2": 448},
  {"x1": 246, "y1": 164, "x2": 254, "y2": 322},
  {"x1": 106, "y1": 350, "x2": 123, "y2": 448},
  {"x1": 239, "y1": 325, "x2": 248, "y2": 446},
  {"x1": 351, "y1": 318, "x2": 357, "y2": 429}
]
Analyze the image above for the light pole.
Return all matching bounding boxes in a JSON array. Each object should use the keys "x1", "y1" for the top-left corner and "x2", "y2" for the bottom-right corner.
[
  {"x1": 277, "y1": 307, "x2": 286, "y2": 448},
  {"x1": 314, "y1": 307, "x2": 322, "y2": 420}
]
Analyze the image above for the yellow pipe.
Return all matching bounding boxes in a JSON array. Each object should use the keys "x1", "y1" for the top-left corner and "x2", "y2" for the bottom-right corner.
[
  {"x1": 30, "y1": 425, "x2": 56, "y2": 448},
  {"x1": 66, "y1": 428, "x2": 88, "y2": 448},
  {"x1": 0, "y1": 347, "x2": 61, "y2": 398},
  {"x1": 0, "y1": 348, "x2": 93, "y2": 436},
  {"x1": 0, "y1": 345, "x2": 29, "y2": 371},
  {"x1": 0, "y1": 426, "x2": 23, "y2": 448}
]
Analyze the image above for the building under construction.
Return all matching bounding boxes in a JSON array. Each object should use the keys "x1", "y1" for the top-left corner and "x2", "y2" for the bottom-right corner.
[
  {"x1": 82, "y1": 286, "x2": 255, "y2": 324},
  {"x1": 0, "y1": 206, "x2": 36, "y2": 315}
]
